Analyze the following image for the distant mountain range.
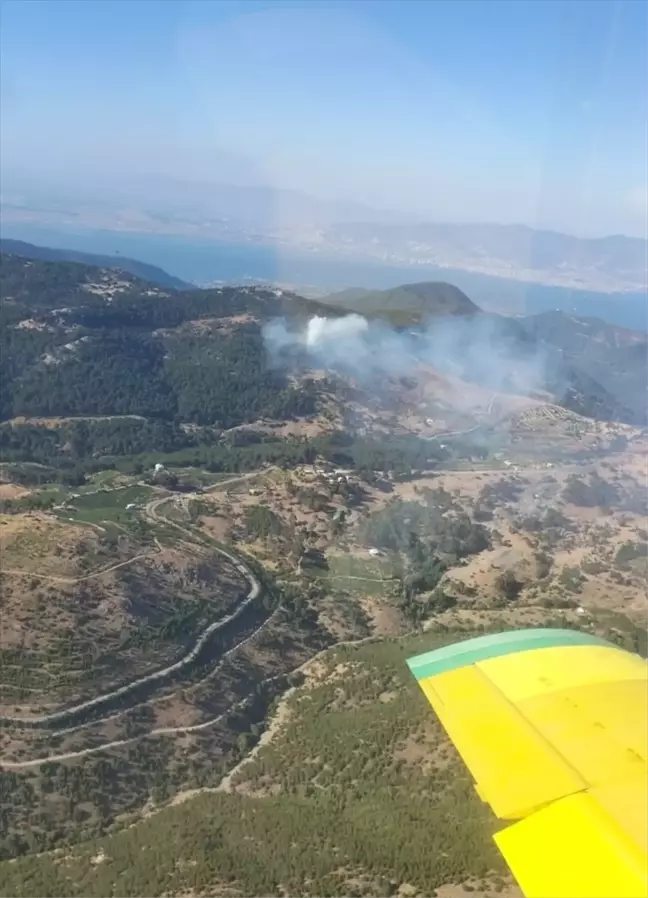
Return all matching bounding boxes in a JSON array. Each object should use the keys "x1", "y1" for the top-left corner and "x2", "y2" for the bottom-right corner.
[
  {"x1": 319, "y1": 222, "x2": 648, "y2": 294},
  {"x1": 3, "y1": 172, "x2": 416, "y2": 226},
  {"x1": 3, "y1": 179, "x2": 646, "y2": 293}
]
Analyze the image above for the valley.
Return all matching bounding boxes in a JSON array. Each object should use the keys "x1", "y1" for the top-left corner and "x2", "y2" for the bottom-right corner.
[
  {"x1": 0, "y1": 250, "x2": 646, "y2": 896},
  {"x1": 1, "y1": 425, "x2": 645, "y2": 882}
]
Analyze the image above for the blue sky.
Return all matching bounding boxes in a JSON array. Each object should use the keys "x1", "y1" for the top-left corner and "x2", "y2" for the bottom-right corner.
[{"x1": 1, "y1": 0, "x2": 646, "y2": 236}]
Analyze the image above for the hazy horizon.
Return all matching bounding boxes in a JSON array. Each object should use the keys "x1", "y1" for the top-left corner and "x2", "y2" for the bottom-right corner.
[
  {"x1": 1, "y1": 0, "x2": 646, "y2": 240},
  {"x1": 3, "y1": 171, "x2": 648, "y2": 245}
]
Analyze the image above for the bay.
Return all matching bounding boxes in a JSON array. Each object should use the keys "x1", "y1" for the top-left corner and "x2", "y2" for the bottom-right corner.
[{"x1": 3, "y1": 222, "x2": 646, "y2": 331}]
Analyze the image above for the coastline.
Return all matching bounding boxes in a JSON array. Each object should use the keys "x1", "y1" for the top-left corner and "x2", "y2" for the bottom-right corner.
[{"x1": 2, "y1": 221, "x2": 646, "y2": 330}]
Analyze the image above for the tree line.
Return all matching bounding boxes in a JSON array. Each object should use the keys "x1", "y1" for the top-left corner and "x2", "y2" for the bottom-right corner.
[{"x1": 0, "y1": 422, "x2": 456, "y2": 488}]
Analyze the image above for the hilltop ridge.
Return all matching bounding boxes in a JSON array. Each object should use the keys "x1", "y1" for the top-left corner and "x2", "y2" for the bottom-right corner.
[
  {"x1": 323, "y1": 281, "x2": 480, "y2": 323},
  {"x1": 2, "y1": 252, "x2": 646, "y2": 437},
  {"x1": 0, "y1": 238, "x2": 195, "y2": 291}
]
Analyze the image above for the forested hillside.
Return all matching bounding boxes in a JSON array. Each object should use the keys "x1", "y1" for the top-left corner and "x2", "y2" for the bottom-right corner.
[
  {"x1": 2, "y1": 253, "x2": 646, "y2": 458},
  {"x1": 0, "y1": 253, "x2": 337, "y2": 426},
  {"x1": 0, "y1": 238, "x2": 194, "y2": 290},
  {"x1": 324, "y1": 281, "x2": 480, "y2": 323},
  {"x1": 518, "y1": 311, "x2": 648, "y2": 424}
]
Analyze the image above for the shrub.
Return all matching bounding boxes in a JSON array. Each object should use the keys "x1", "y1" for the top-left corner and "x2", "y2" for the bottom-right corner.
[{"x1": 495, "y1": 570, "x2": 523, "y2": 601}]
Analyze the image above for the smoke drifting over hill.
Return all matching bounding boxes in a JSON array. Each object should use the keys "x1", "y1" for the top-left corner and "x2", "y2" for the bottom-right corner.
[{"x1": 263, "y1": 313, "x2": 549, "y2": 399}]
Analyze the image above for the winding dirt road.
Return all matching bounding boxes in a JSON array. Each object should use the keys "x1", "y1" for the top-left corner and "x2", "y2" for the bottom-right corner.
[
  {"x1": 0, "y1": 625, "x2": 384, "y2": 770},
  {"x1": 1, "y1": 547, "x2": 163, "y2": 585},
  {"x1": 0, "y1": 469, "x2": 374, "y2": 767},
  {"x1": 0, "y1": 478, "x2": 265, "y2": 735},
  {"x1": 0, "y1": 609, "x2": 280, "y2": 769}
]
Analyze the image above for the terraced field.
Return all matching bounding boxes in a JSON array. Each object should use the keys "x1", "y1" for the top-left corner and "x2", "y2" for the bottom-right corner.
[{"x1": 323, "y1": 552, "x2": 398, "y2": 597}]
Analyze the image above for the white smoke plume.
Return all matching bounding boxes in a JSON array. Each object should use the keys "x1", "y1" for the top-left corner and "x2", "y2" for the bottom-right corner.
[
  {"x1": 263, "y1": 312, "x2": 548, "y2": 398},
  {"x1": 264, "y1": 313, "x2": 418, "y2": 378}
]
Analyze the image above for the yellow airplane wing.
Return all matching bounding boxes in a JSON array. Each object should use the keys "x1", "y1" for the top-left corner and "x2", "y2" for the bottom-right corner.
[{"x1": 406, "y1": 628, "x2": 648, "y2": 898}]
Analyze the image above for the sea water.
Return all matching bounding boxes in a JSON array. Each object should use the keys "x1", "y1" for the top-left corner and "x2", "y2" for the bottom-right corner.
[{"x1": 3, "y1": 222, "x2": 646, "y2": 331}]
